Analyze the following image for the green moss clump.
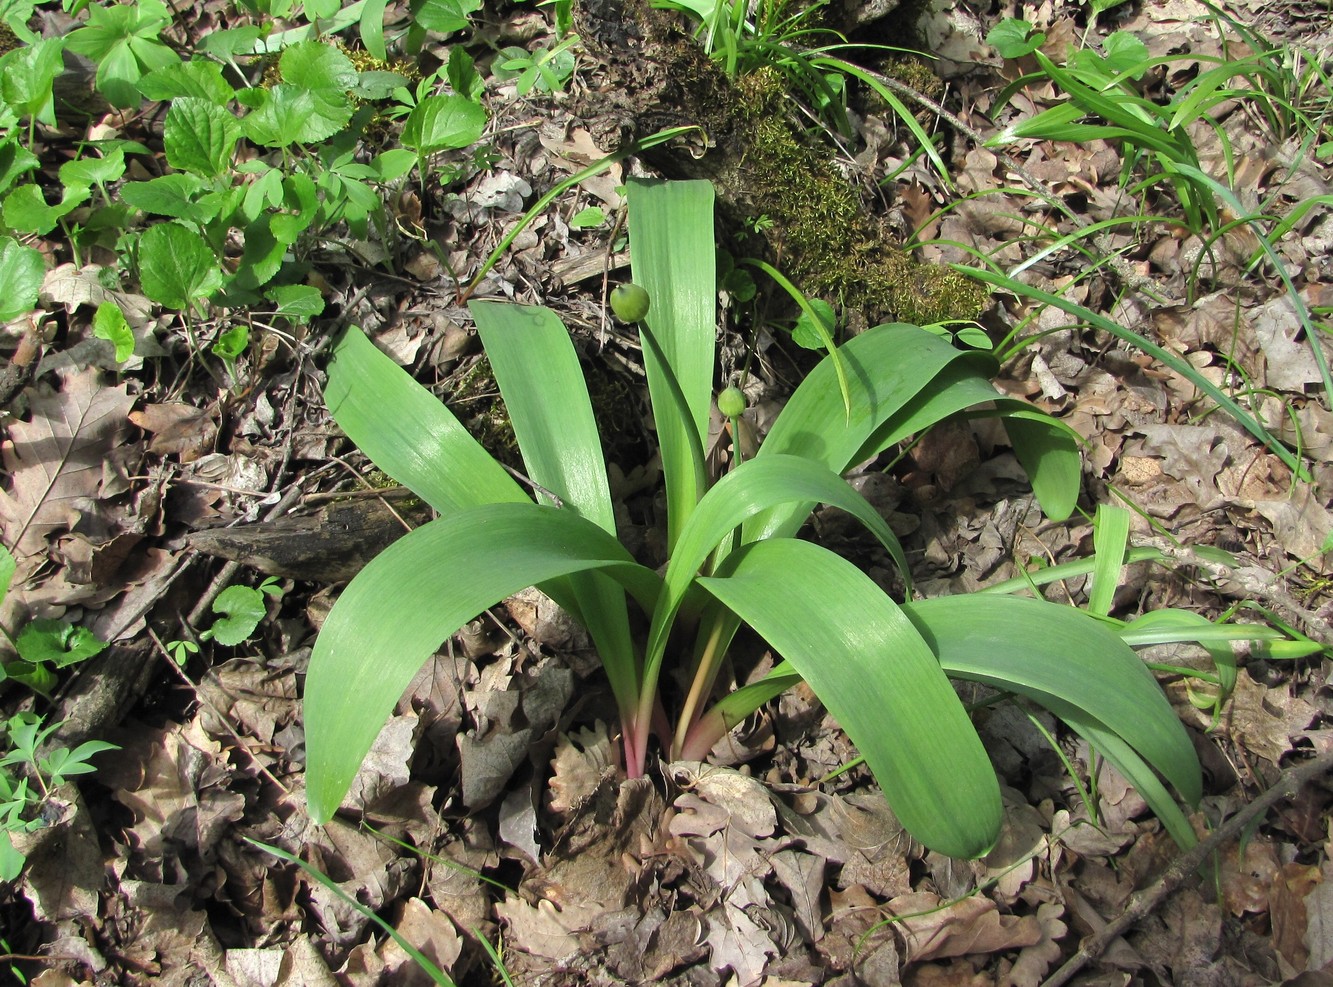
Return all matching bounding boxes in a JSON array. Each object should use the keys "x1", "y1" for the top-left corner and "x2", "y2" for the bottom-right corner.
[{"x1": 727, "y1": 68, "x2": 986, "y2": 326}]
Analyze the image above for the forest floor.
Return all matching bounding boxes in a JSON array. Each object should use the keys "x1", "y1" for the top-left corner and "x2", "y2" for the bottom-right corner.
[{"x1": 1, "y1": 0, "x2": 1332, "y2": 985}]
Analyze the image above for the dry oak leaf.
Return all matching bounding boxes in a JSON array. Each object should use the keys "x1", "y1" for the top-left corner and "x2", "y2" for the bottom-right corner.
[
  {"x1": 0, "y1": 366, "x2": 135, "y2": 560},
  {"x1": 888, "y1": 891, "x2": 1042, "y2": 964},
  {"x1": 41, "y1": 262, "x2": 153, "y2": 327}
]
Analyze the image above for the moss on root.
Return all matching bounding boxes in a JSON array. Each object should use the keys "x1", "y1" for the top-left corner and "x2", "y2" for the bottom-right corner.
[{"x1": 726, "y1": 68, "x2": 986, "y2": 326}]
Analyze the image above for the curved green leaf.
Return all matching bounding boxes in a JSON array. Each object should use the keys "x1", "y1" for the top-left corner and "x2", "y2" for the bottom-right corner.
[
  {"x1": 753, "y1": 323, "x2": 1075, "y2": 536},
  {"x1": 305, "y1": 502, "x2": 663, "y2": 823},
  {"x1": 651, "y1": 454, "x2": 911, "y2": 663},
  {"x1": 699, "y1": 539, "x2": 1003, "y2": 858},
  {"x1": 900, "y1": 594, "x2": 1202, "y2": 805},
  {"x1": 323, "y1": 325, "x2": 523, "y2": 513},
  {"x1": 860, "y1": 355, "x2": 1081, "y2": 521}
]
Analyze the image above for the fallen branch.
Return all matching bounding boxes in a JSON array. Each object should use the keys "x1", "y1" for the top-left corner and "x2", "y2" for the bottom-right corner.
[{"x1": 1042, "y1": 745, "x2": 1333, "y2": 987}]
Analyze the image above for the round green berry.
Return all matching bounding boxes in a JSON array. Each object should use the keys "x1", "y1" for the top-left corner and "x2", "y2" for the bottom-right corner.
[
  {"x1": 610, "y1": 283, "x2": 650, "y2": 322},
  {"x1": 718, "y1": 385, "x2": 746, "y2": 418}
]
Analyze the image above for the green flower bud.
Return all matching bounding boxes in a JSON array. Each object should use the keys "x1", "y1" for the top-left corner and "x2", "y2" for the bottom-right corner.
[
  {"x1": 610, "y1": 283, "x2": 650, "y2": 322},
  {"x1": 718, "y1": 385, "x2": 746, "y2": 418}
]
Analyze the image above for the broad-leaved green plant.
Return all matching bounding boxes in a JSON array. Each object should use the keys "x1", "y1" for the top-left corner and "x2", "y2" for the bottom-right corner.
[{"x1": 302, "y1": 179, "x2": 1220, "y2": 858}]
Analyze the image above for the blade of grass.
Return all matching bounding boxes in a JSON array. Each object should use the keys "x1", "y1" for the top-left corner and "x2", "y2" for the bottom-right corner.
[
  {"x1": 248, "y1": 838, "x2": 456, "y2": 985},
  {"x1": 742, "y1": 257, "x2": 851, "y2": 417},
  {"x1": 460, "y1": 126, "x2": 702, "y2": 302},
  {"x1": 1088, "y1": 503, "x2": 1131, "y2": 617},
  {"x1": 957, "y1": 264, "x2": 1311, "y2": 479}
]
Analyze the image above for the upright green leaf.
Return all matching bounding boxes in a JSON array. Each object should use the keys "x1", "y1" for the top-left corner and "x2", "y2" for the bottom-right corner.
[
  {"x1": 700, "y1": 539, "x2": 1003, "y2": 858},
  {"x1": 471, "y1": 300, "x2": 641, "y2": 716},
  {"x1": 1088, "y1": 504, "x2": 1131, "y2": 617},
  {"x1": 627, "y1": 179, "x2": 716, "y2": 549}
]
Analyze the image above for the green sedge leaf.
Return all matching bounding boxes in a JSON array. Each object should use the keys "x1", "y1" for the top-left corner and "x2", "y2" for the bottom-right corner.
[
  {"x1": 358, "y1": 0, "x2": 388, "y2": 61},
  {"x1": 0, "y1": 237, "x2": 45, "y2": 321},
  {"x1": 0, "y1": 545, "x2": 13, "y2": 604},
  {"x1": 164, "y1": 97, "x2": 242, "y2": 177},
  {"x1": 700, "y1": 539, "x2": 1003, "y2": 858},
  {"x1": 138, "y1": 221, "x2": 224, "y2": 309}
]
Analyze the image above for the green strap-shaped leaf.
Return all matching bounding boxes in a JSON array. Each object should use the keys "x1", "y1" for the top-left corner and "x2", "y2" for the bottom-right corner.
[
  {"x1": 751, "y1": 323, "x2": 1081, "y2": 537},
  {"x1": 627, "y1": 179, "x2": 716, "y2": 550},
  {"x1": 323, "y1": 325, "x2": 523, "y2": 513},
  {"x1": 304, "y1": 502, "x2": 663, "y2": 823},
  {"x1": 638, "y1": 453, "x2": 913, "y2": 747},
  {"x1": 472, "y1": 300, "x2": 641, "y2": 716},
  {"x1": 649, "y1": 454, "x2": 912, "y2": 665},
  {"x1": 1088, "y1": 503, "x2": 1131, "y2": 617},
  {"x1": 860, "y1": 355, "x2": 1081, "y2": 521},
  {"x1": 900, "y1": 594, "x2": 1202, "y2": 805},
  {"x1": 699, "y1": 539, "x2": 1003, "y2": 858},
  {"x1": 471, "y1": 301, "x2": 615, "y2": 532},
  {"x1": 1040, "y1": 696, "x2": 1197, "y2": 849}
]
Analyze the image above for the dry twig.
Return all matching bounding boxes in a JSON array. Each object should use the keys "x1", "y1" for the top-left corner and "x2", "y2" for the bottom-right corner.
[{"x1": 1042, "y1": 746, "x2": 1333, "y2": 987}]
